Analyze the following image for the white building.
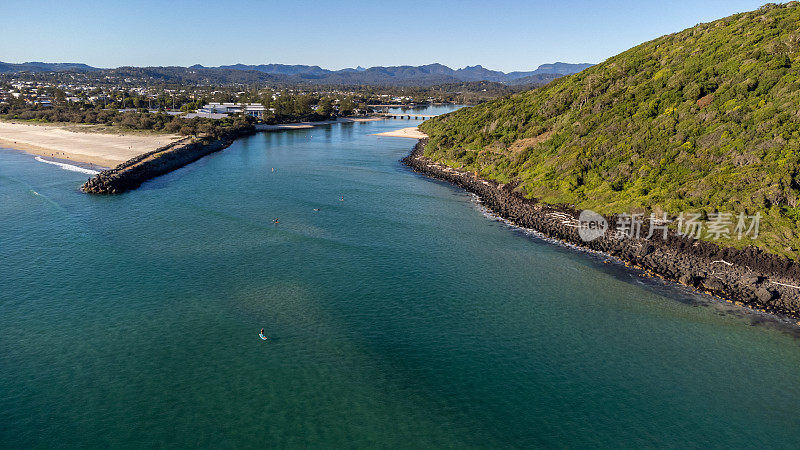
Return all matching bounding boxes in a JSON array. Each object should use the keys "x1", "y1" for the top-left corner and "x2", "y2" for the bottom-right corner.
[{"x1": 199, "y1": 102, "x2": 266, "y2": 119}]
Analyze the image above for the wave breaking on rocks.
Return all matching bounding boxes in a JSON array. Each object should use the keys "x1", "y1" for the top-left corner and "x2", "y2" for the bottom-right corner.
[{"x1": 403, "y1": 139, "x2": 800, "y2": 322}]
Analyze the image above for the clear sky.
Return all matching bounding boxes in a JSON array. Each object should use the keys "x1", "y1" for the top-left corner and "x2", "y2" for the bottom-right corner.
[{"x1": 1, "y1": 0, "x2": 773, "y2": 71}]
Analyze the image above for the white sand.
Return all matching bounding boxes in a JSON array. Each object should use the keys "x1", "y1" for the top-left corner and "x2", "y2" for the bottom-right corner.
[
  {"x1": 0, "y1": 121, "x2": 181, "y2": 167},
  {"x1": 372, "y1": 127, "x2": 428, "y2": 139},
  {"x1": 0, "y1": 118, "x2": 395, "y2": 167}
]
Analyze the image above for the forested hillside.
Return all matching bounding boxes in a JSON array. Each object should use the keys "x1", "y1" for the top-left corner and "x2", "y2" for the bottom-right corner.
[{"x1": 420, "y1": 2, "x2": 800, "y2": 257}]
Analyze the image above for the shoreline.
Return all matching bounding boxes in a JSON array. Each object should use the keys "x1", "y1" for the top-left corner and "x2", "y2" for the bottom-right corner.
[
  {"x1": 83, "y1": 117, "x2": 387, "y2": 193},
  {"x1": 0, "y1": 121, "x2": 181, "y2": 167},
  {"x1": 1, "y1": 117, "x2": 381, "y2": 166},
  {"x1": 403, "y1": 140, "x2": 800, "y2": 323},
  {"x1": 6, "y1": 116, "x2": 382, "y2": 194},
  {"x1": 372, "y1": 127, "x2": 428, "y2": 139},
  {"x1": 0, "y1": 137, "x2": 114, "y2": 168},
  {"x1": 34, "y1": 155, "x2": 104, "y2": 174},
  {"x1": 81, "y1": 131, "x2": 253, "y2": 194}
]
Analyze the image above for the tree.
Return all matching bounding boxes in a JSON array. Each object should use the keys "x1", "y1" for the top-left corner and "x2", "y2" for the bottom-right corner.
[
  {"x1": 53, "y1": 88, "x2": 66, "y2": 106},
  {"x1": 294, "y1": 95, "x2": 314, "y2": 117},
  {"x1": 317, "y1": 98, "x2": 333, "y2": 118},
  {"x1": 339, "y1": 97, "x2": 355, "y2": 116}
]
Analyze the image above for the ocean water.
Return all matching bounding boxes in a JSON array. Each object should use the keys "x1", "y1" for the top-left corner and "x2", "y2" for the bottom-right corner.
[{"x1": 1, "y1": 108, "x2": 799, "y2": 448}]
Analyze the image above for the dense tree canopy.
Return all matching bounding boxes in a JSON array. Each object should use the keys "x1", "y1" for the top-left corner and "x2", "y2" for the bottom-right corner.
[
  {"x1": 0, "y1": 104, "x2": 255, "y2": 139},
  {"x1": 420, "y1": 2, "x2": 800, "y2": 257}
]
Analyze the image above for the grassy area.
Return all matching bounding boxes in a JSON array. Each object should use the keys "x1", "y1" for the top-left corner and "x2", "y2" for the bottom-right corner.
[
  {"x1": 420, "y1": 3, "x2": 800, "y2": 258},
  {"x1": 1, "y1": 119, "x2": 178, "y2": 136}
]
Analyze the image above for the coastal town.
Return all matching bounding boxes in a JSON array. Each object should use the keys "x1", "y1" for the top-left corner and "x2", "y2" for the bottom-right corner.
[
  {"x1": 0, "y1": 71, "x2": 453, "y2": 175},
  {"x1": 0, "y1": 77, "x2": 410, "y2": 120},
  {"x1": 0, "y1": 66, "x2": 527, "y2": 177},
  {"x1": 4, "y1": 1, "x2": 800, "y2": 448},
  {"x1": 0, "y1": 67, "x2": 522, "y2": 122}
]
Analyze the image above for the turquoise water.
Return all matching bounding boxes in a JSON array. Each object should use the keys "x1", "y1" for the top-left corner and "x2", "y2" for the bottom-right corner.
[{"x1": 2, "y1": 108, "x2": 800, "y2": 447}]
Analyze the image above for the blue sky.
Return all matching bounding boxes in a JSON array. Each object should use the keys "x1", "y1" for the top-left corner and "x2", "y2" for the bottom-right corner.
[{"x1": 2, "y1": 0, "x2": 772, "y2": 71}]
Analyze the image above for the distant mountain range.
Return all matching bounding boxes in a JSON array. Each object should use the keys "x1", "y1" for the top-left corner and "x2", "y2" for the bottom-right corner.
[
  {"x1": 0, "y1": 61, "x2": 100, "y2": 73},
  {"x1": 195, "y1": 62, "x2": 594, "y2": 84},
  {"x1": 0, "y1": 61, "x2": 593, "y2": 86}
]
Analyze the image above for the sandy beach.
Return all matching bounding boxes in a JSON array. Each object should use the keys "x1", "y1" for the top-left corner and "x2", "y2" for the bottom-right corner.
[
  {"x1": 372, "y1": 127, "x2": 428, "y2": 139},
  {"x1": 0, "y1": 121, "x2": 181, "y2": 167}
]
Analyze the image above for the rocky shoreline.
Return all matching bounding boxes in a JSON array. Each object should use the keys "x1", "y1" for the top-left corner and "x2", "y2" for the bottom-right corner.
[
  {"x1": 81, "y1": 129, "x2": 255, "y2": 194},
  {"x1": 80, "y1": 118, "x2": 373, "y2": 194},
  {"x1": 403, "y1": 140, "x2": 800, "y2": 322}
]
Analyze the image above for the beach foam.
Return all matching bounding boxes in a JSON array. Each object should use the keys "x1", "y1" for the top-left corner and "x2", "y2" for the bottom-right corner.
[{"x1": 35, "y1": 156, "x2": 100, "y2": 175}]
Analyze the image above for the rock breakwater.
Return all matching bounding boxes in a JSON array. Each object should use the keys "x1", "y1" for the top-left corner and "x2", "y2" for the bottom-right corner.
[
  {"x1": 81, "y1": 130, "x2": 254, "y2": 194},
  {"x1": 403, "y1": 140, "x2": 800, "y2": 321}
]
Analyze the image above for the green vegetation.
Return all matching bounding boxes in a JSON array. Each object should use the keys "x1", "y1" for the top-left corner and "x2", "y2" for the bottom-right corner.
[
  {"x1": 0, "y1": 104, "x2": 256, "y2": 138},
  {"x1": 420, "y1": 2, "x2": 800, "y2": 257}
]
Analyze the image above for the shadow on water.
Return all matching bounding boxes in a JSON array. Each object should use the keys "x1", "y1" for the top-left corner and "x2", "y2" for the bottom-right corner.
[
  {"x1": 516, "y1": 221, "x2": 800, "y2": 339},
  {"x1": 410, "y1": 170, "x2": 800, "y2": 340}
]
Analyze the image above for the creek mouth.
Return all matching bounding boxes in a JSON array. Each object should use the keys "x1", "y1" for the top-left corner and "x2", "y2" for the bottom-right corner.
[
  {"x1": 403, "y1": 139, "x2": 800, "y2": 325},
  {"x1": 81, "y1": 130, "x2": 255, "y2": 195}
]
